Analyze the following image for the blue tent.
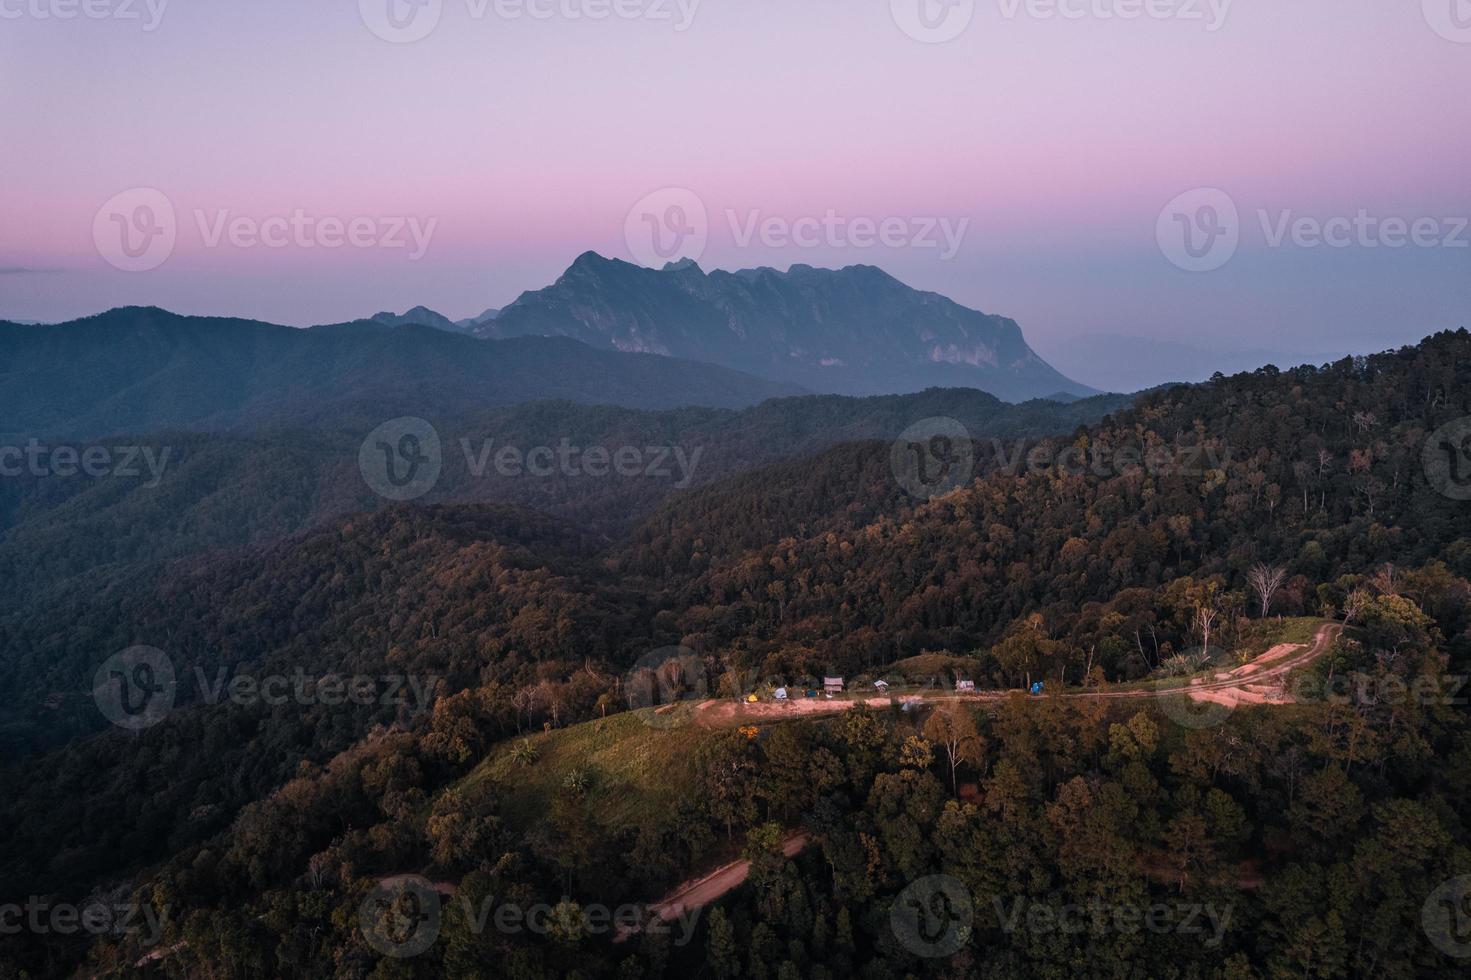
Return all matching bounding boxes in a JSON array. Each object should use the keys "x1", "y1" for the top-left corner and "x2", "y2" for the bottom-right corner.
[{"x1": 1029, "y1": 681, "x2": 1045, "y2": 696}]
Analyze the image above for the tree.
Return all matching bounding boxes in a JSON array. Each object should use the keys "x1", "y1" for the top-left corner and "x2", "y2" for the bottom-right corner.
[
  {"x1": 705, "y1": 907, "x2": 740, "y2": 980},
  {"x1": 1247, "y1": 563, "x2": 1288, "y2": 618},
  {"x1": 1341, "y1": 587, "x2": 1371, "y2": 624},
  {"x1": 923, "y1": 705, "x2": 985, "y2": 797}
]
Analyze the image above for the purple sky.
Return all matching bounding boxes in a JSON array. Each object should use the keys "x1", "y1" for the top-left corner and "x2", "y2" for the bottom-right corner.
[{"x1": 2, "y1": 0, "x2": 1468, "y2": 388}]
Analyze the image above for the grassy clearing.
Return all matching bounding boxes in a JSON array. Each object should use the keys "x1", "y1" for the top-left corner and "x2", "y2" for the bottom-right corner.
[
  {"x1": 461, "y1": 707, "x2": 711, "y2": 835},
  {"x1": 1254, "y1": 616, "x2": 1326, "y2": 648},
  {"x1": 1109, "y1": 618, "x2": 1330, "y2": 692}
]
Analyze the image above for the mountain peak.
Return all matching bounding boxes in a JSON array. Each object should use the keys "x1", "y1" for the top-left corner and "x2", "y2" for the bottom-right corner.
[
  {"x1": 480, "y1": 256, "x2": 1094, "y2": 401},
  {"x1": 370, "y1": 306, "x2": 460, "y2": 333},
  {"x1": 569, "y1": 250, "x2": 620, "y2": 271}
]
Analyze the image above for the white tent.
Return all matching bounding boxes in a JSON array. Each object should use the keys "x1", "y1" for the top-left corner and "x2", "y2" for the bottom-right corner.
[{"x1": 774, "y1": 687, "x2": 788, "y2": 700}]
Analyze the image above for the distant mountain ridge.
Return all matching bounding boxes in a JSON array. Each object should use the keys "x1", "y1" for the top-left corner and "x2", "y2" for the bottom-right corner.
[
  {"x1": 370, "y1": 306, "x2": 500, "y2": 333},
  {"x1": 473, "y1": 252, "x2": 1096, "y2": 402},
  {"x1": 0, "y1": 307, "x2": 806, "y2": 440}
]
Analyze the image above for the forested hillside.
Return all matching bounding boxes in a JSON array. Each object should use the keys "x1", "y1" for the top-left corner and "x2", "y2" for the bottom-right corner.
[{"x1": 0, "y1": 333, "x2": 1468, "y2": 979}]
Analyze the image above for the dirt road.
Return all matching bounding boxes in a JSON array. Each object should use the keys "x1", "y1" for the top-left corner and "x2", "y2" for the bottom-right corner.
[
  {"x1": 694, "y1": 623, "x2": 1344, "y2": 726},
  {"x1": 621, "y1": 625, "x2": 1344, "y2": 939},
  {"x1": 615, "y1": 831, "x2": 812, "y2": 942}
]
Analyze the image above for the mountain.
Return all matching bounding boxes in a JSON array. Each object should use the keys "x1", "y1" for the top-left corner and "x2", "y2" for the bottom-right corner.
[
  {"x1": 0, "y1": 307, "x2": 806, "y2": 440},
  {"x1": 0, "y1": 387, "x2": 1136, "y2": 645},
  {"x1": 475, "y1": 252, "x2": 1097, "y2": 402},
  {"x1": 456, "y1": 307, "x2": 500, "y2": 330},
  {"x1": 370, "y1": 305, "x2": 464, "y2": 333}
]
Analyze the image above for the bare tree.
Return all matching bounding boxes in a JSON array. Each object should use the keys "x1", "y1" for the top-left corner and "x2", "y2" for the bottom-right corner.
[
  {"x1": 1246, "y1": 563, "x2": 1288, "y2": 619},
  {"x1": 923, "y1": 705, "x2": 985, "y2": 797},
  {"x1": 1370, "y1": 563, "x2": 1399, "y2": 596},
  {"x1": 1195, "y1": 602, "x2": 1219, "y2": 652},
  {"x1": 1342, "y1": 588, "x2": 1371, "y2": 625}
]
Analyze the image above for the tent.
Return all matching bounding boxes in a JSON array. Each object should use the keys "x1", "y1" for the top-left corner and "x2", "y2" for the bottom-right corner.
[{"x1": 774, "y1": 687, "x2": 788, "y2": 700}]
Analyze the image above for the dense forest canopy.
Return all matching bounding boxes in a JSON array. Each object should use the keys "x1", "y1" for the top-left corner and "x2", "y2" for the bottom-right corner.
[{"x1": 1, "y1": 331, "x2": 1468, "y2": 978}]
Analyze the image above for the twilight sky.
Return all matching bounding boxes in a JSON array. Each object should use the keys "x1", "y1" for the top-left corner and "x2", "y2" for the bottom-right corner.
[{"x1": 2, "y1": 0, "x2": 1468, "y2": 390}]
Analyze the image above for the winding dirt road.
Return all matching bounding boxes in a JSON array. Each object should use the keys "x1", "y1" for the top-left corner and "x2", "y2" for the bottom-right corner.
[
  {"x1": 622, "y1": 625, "x2": 1344, "y2": 934},
  {"x1": 615, "y1": 831, "x2": 812, "y2": 942},
  {"x1": 693, "y1": 623, "x2": 1344, "y2": 725}
]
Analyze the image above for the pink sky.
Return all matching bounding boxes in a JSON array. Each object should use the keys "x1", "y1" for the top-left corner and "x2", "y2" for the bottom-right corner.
[{"x1": 1, "y1": 0, "x2": 1468, "y2": 380}]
